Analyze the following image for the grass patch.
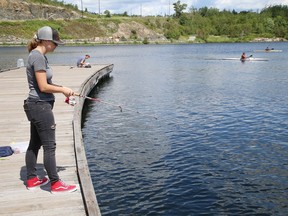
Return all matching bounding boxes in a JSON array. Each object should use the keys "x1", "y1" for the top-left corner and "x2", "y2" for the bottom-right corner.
[{"x1": 206, "y1": 35, "x2": 239, "y2": 43}]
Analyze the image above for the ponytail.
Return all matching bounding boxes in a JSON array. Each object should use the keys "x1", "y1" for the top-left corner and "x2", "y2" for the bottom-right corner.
[{"x1": 27, "y1": 38, "x2": 40, "y2": 53}]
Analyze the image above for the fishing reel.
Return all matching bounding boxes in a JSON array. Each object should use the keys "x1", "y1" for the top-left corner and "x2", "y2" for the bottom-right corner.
[{"x1": 65, "y1": 96, "x2": 76, "y2": 106}]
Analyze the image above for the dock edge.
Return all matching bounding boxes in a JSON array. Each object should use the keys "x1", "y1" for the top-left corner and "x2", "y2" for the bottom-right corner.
[{"x1": 72, "y1": 64, "x2": 114, "y2": 216}]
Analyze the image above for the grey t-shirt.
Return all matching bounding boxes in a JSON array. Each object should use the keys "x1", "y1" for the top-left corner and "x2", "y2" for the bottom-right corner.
[{"x1": 26, "y1": 50, "x2": 55, "y2": 101}]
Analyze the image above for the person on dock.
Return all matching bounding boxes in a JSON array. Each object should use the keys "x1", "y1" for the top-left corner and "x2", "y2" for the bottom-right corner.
[
  {"x1": 24, "y1": 26, "x2": 77, "y2": 193},
  {"x1": 77, "y1": 54, "x2": 91, "y2": 68}
]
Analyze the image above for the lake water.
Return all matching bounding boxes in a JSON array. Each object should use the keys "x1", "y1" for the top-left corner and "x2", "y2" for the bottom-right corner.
[{"x1": 1, "y1": 43, "x2": 288, "y2": 215}]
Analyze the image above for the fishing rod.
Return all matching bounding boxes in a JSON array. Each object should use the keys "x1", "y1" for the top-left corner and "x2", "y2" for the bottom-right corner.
[
  {"x1": 75, "y1": 93, "x2": 124, "y2": 112},
  {"x1": 66, "y1": 93, "x2": 158, "y2": 120}
]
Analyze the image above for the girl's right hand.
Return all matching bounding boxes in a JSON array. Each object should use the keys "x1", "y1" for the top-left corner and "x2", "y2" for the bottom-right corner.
[{"x1": 62, "y1": 86, "x2": 74, "y2": 97}]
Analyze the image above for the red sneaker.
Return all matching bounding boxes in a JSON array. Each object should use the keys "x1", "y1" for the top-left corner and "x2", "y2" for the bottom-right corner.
[
  {"x1": 51, "y1": 180, "x2": 77, "y2": 193},
  {"x1": 26, "y1": 176, "x2": 49, "y2": 190}
]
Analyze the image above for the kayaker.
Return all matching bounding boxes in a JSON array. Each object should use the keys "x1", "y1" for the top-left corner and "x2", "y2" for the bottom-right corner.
[{"x1": 241, "y1": 52, "x2": 246, "y2": 61}]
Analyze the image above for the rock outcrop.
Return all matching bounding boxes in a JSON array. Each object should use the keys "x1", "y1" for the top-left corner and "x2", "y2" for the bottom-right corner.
[
  {"x1": 0, "y1": 0, "x2": 80, "y2": 20},
  {"x1": 0, "y1": 0, "x2": 169, "y2": 44},
  {"x1": 113, "y1": 21, "x2": 167, "y2": 42}
]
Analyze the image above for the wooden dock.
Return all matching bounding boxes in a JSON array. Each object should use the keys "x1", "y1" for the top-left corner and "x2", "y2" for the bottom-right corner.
[{"x1": 0, "y1": 64, "x2": 114, "y2": 216}]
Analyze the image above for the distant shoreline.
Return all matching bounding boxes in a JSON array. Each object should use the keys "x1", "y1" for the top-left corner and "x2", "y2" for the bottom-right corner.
[{"x1": 0, "y1": 37, "x2": 287, "y2": 47}]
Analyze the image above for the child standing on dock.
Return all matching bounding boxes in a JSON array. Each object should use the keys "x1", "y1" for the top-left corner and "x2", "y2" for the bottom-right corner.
[{"x1": 23, "y1": 26, "x2": 77, "y2": 193}]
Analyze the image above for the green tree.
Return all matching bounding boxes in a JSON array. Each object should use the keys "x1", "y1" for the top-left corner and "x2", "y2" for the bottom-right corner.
[
  {"x1": 164, "y1": 20, "x2": 182, "y2": 39},
  {"x1": 261, "y1": 5, "x2": 288, "y2": 19},
  {"x1": 273, "y1": 16, "x2": 288, "y2": 38},
  {"x1": 173, "y1": 1, "x2": 187, "y2": 18},
  {"x1": 104, "y1": 10, "x2": 111, "y2": 18},
  {"x1": 264, "y1": 18, "x2": 275, "y2": 33}
]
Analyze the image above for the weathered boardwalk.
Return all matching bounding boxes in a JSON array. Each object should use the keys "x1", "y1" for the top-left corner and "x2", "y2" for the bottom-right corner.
[{"x1": 0, "y1": 64, "x2": 113, "y2": 216}]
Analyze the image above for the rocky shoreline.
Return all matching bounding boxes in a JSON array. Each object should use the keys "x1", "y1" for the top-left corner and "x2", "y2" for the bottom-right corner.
[{"x1": 0, "y1": 36, "x2": 286, "y2": 46}]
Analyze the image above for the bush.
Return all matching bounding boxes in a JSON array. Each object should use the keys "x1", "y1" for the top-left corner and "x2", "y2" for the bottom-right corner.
[{"x1": 142, "y1": 37, "x2": 149, "y2": 44}]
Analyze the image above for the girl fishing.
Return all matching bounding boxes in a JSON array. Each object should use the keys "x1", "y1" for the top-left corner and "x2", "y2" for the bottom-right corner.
[{"x1": 24, "y1": 26, "x2": 77, "y2": 193}]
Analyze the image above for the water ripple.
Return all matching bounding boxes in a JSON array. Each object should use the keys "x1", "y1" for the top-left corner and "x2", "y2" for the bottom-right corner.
[{"x1": 83, "y1": 43, "x2": 288, "y2": 215}]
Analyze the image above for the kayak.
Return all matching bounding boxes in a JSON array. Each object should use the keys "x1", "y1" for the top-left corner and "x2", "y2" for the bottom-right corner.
[
  {"x1": 254, "y1": 49, "x2": 282, "y2": 52},
  {"x1": 222, "y1": 57, "x2": 269, "y2": 61},
  {"x1": 241, "y1": 57, "x2": 268, "y2": 61}
]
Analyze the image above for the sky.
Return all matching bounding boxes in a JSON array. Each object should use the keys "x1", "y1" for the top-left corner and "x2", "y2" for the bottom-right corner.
[{"x1": 64, "y1": 0, "x2": 288, "y2": 16}]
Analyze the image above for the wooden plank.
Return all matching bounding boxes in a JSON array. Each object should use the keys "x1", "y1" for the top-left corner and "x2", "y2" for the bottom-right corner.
[{"x1": 0, "y1": 64, "x2": 113, "y2": 216}]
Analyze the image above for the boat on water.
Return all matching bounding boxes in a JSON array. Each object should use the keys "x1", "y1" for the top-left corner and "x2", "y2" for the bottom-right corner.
[
  {"x1": 254, "y1": 49, "x2": 282, "y2": 53},
  {"x1": 222, "y1": 57, "x2": 269, "y2": 61}
]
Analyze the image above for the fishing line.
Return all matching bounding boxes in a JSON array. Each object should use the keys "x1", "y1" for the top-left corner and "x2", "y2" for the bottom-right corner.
[
  {"x1": 73, "y1": 93, "x2": 159, "y2": 120},
  {"x1": 66, "y1": 94, "x2": 193, "y2": 130}
]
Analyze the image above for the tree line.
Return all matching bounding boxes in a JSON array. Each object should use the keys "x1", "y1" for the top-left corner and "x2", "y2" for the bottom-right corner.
[{"x1": 167, "y1": 1, "x2": 288, "y2": 41}]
